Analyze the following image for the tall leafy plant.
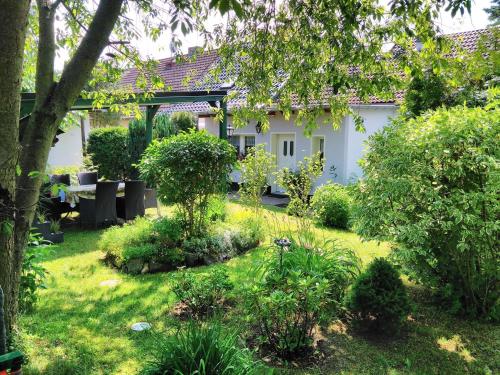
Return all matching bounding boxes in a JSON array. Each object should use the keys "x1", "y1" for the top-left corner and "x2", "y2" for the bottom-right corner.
[
  {"x1": 276, "y1": 153, "x2": 323, "y2": 217},
  {"x1": 247, "y1": 240, "x2": 359, "y2": 359},
  {"x1": 139, "y1": 131, "x2": 236, "y2": 237},
  {"x1": 238, "y1": 145, "x2": 276, "y2": 214},
  {"x1": 355, "y1": 99, "x2": 499, "y2": 320}
]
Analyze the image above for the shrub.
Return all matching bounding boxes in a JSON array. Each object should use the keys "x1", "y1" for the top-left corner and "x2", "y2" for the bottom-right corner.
[
  {"x1": 239, "y1": 145, "x2": 276, "y2": 213},
  {"x1": 100, "y1": 216, "x2": 186, "y2": 272},
  {"x1": 311, "y1": 182, "x2": 351, "y2": 229},
  {"x1": 206, "y1": 195, "x2": 227, "y2": 222},
  {"x1": 172, "y1": 268, "x2": 233, "y2": 318},
  {"x1": 276, "y1": 153, "x2": 323, "y2": 217},
  {"x1": 127, "y1": 118, "x2": 147, "y2": 178},
  {"x1": 99, "y1": 217, "x2": 153, "y2": 267},
  {"x1": 86, "y1": 127, "x2": 129, "y2": 180},
  {"x1": 139, "y1": 130, "x2": 236, "y2": 237},
  {"x1": 153, "y1": 112, "x2": 175, "y2": 139},
  {"x1": 150, "y1": 216, "x2": 184, "y2": 247},
  {"x1": 348, "y1": 258, "x2": 411, "y2": 333},
  {"x1": 143, "y1": 323, "x2": 263, "y2": 375},
  {"x1": 170, "y1": 111, "x2": 197, "y2": 133},
  {"x1": 355, "y1": 102, "x2": 499, "y2": 320},
  {"x1": 182, "y1": 235, "x2": 225, "y2": 266},
  {"x1": 19, "y1": 232, "x2": 50, "y2": 312},
  {"x1": 247, "y1": 240, "x2": 359, "y2": 358}
]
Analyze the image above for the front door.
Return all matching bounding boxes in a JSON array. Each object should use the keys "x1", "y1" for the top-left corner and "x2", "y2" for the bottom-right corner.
[{"x1": 276, "y1": 134, "x2": 296, "y2": 192}]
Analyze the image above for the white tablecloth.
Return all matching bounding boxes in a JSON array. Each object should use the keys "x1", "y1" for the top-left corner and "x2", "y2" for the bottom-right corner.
[{"x1": 58, "y1": 183, "x2": 126, "y2": 207}]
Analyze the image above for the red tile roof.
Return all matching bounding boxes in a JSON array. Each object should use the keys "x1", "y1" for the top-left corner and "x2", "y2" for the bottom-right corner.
[{"x1": 119, "y1": 28, "x2": 494, "y2": 115}]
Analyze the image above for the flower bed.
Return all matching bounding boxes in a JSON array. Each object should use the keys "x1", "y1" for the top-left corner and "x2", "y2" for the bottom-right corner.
[{"x1": 99, "y1": 216, "x2": 261, "y2": 274}]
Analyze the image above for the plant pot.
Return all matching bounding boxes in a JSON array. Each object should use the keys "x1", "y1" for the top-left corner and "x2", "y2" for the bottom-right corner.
[
  {"x1": 46, "y1": 231, "x2": 64, "y2": 244},
  {"x1": 32, "y1": 221, "x2": 51, "y2": 238}
]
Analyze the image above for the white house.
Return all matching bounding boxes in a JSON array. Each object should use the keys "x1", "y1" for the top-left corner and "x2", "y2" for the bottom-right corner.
[{"x1": 199, "y1": 106, "x2": 397, "y2": 192}]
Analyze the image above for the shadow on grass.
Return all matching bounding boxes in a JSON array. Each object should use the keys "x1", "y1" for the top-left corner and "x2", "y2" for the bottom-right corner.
[{"x1": 38, "y1": 227, "x2": 105, "y2": 262}]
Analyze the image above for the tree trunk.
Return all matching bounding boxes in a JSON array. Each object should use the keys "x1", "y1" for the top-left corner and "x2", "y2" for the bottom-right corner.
[
  {"x1": 0, "y1": 286, "x2": 6, "y2": 355},
  {"x1": 0, "y1": 0, "x2": 31, "y2": 341},
  {"x1": 1, "y1": 0, "x2": 124, "y2": 338}
]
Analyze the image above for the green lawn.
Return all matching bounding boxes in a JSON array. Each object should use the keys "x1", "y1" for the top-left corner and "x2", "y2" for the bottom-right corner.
[{"x1": 18, "y1": 203, "x2": 499, "y2": 374}]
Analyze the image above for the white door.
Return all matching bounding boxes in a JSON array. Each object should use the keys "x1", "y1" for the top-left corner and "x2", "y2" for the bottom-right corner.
[{"x1": 276, "y1": 134, "x2": 296, "y2": 192}]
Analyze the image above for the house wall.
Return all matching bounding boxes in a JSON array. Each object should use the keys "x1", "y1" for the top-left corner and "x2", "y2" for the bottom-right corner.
[
  {"x1": 47, "y1": 117, "x2": 91, "y2": 168},
  {"x1": 204, "y1": 105, "x2": 397, "y2": 192}
]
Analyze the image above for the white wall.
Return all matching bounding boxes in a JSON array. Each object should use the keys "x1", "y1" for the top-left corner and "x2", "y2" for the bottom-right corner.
[
  {"x1": 218, "y1": 105, "x2": 396, "y2": 191},
  {"x1": 47, "y1": 118, "x2": 90, "y2": 168},
  {"x1": 343, "y1": 106, "x2": 397, "y2": 183}
]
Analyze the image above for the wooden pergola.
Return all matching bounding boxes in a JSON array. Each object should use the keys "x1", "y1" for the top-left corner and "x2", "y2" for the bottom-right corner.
[{"x1": 20, "y1": 90, "x2": 229, "y2": 142}]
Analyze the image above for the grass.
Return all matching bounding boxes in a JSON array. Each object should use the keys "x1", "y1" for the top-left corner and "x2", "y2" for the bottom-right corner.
[{"x1": 18, "y1": 203, "x2": 499, "y2": 374}]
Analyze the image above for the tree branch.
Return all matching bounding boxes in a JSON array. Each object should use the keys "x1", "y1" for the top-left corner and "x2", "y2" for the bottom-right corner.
[
  {"x1": 35, "y1": 0, "x2": 56, "y2": 106},
  {"x1": 51, "y1": 0, "x2": 125, "y2": 115}
]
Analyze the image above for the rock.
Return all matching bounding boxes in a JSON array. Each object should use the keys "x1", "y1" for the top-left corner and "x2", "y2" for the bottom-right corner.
[
  {"x1": 124, "y1": 258, "x2": 144, "y2": 274},
  {"x1": 141, "y1": 262, "x2": 150, "y2": 274},
  {"x1": 149, "y1": 259, "x2": 166, "y2": 273},
  {"x1": 99, "y1": 279, "x2": 121, "y2": 287}
]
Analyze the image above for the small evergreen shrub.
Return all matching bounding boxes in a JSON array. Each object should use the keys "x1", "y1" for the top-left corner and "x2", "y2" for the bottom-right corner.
[
  {"x1": 311, "y1": 183, "x2": 351, "y2": 229},
  {"x1": 172, "y1": 268, "x2": 233, "y2": 318},
  {"x1": 170, "y1": 111, "x2": 197, "y2": 133},
  {"x1": 153, "y1": 113, "x2": 175, "y2": 139},
  {"x1": 127, "y1": 118, "x2": 147, "y2": 178},
  {"x1": 86, "y1": 127, "x2": 129, "y2": 180},
  {"x1": 143, "y1": 324, "x2": 263, "y2": 375},
  {"x1": 348, "y1": 258, "x2": 411, "y2": 333}
]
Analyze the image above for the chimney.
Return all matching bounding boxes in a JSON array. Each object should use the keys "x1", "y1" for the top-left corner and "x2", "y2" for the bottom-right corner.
[{"x1": 187, "y1": 46, "x2": 201, "y2": 56}]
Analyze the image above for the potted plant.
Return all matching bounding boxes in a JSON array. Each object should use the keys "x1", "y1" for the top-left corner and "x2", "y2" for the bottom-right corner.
[
  {"x1": 46, "y1": 219, "x2": 64, "y2": 244},
  {"x1": 32, "y1": 212, "x2": 51, "y2": 239}
]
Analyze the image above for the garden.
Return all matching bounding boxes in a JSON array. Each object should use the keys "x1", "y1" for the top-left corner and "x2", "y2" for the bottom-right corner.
[
  {"x1": 14, "y1": 99, "x2": 500, "y2": 374},
  {"x1": 1, "y1": 1, "x2": 499, "y2": 374}
]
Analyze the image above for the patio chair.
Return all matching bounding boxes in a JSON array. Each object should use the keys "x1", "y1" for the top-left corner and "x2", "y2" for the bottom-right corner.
[
  {"x1": 48, "y1": 174, "x2": 75, "y2": 219},
  {"x1": 116, "y1": 180, "x2": 146, "y2": 221},
  {"x1": 50, "y1": 173, "x2": 71, "y2": 186},
  {"x1": 79, "y1": 181, "x2": 119, "y2": 228},
  {"x1": 77, "y1": 171, "x2": 98, "y2": 186}
]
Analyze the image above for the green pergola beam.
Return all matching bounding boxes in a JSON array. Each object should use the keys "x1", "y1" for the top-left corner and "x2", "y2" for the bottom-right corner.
[
  {"x1": 20, "y1": 91, "x2": 227, "y2": 118},
  {"x1": 20, "y1": 90, "x2": 229, "y2": 141}
]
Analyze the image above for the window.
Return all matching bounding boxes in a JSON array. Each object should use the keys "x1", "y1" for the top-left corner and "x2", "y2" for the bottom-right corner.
[
  {"x1": 230, "y1": 135, "x2": 240, "y2": 156},
  {"x1": 283, "y1": 141, "x2": 288, "y2": 156},
  {"x1": 244, "y1": 136, "x2": 256, "y2": 155},
  {"x1": 290, "y1": 141, "x2": 294, "y2": 156}
]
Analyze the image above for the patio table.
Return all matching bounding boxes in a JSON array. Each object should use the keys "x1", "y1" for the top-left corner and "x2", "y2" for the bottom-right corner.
[{"x1": 58, "y1": 183, "x2": 125, "y2": 207}]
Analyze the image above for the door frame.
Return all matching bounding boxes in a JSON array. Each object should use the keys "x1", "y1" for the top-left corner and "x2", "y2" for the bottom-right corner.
[{"x1": 271, "y1": 132, "x2": 297, "y2": 193}]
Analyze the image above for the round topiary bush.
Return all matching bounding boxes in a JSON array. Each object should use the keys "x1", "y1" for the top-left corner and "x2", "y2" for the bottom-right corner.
[
  {"x1": 348, "y1": 258, "x2": 411, "y2": 333},
  {"x1": 139, "y1": 130, "x2": 236, "y2": 237},
  {"x1": 311, "y1": 183, "x2": 351, "y2": 229}
]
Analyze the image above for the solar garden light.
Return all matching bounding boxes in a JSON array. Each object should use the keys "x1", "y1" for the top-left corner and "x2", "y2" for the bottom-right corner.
[{"x1": 274, "y1": 237, "x2": 292, "y2": 270}]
